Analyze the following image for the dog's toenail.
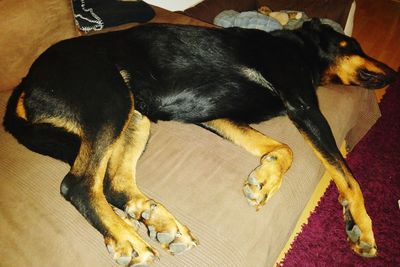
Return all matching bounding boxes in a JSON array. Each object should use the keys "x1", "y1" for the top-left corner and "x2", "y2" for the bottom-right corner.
[
  {"x1": 141, "y1": 209, "x2": 151, "y2": 220},
  {"x1": 107, "y1": 244, "x2": 115, "y2": 254},
  {"x1": 247, "y1": 199, "x2": 259, "y2": 206},
  {"x1": 157, "y1": 232, "x2": 175, "y2": 244},
  {"x1": 340, "y1": 199, "x2": 349, "y2": 206},
  {"x1": 176, "y1": 230, "x2": 182, "y2": 238},
  {"x1": 265, "y1": 155, "x2": 277, "y2": 161},
  {"x1": 132, "y1": 250, "x2": 139, "y2": 258},
  {"x1": 131, "y1": 219, "x2": 140, "y2": 229},
  {"x1": 346, "y1": 225, "x2": 361, "y2": 243},
  {"x1": 248, "y1": 175, "x2": 259, "y2": 186},
  {"x1": 169, "y1": 242, "x2": 188, "y2": 254},
  {"x1": 113, "y1": 207, "x2": 127, "y2": 218},
  {"x1": 359, "y1": 241, "x2": 373, "y2": 250},
  {"x1": 126, "y1": 207, "x2": 137, "y2": 218},
  {"x1": 148, "y1": 225, "x2": 157, "y2": 240},
  {"x1": 243, "y1": 185, "x2": 256, "y2": 199},
  {"x1": 116, "y1": 255, "x2": 132, "y2": 265}
]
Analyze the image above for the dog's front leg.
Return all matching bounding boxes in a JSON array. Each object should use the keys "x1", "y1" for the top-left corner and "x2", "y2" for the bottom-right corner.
[
  {"x1": 285, "y1": 96, "x2": 377, "y2": 257},
  {"x1": 201, "y1": 119, "x2": 293, "y2": 210}
]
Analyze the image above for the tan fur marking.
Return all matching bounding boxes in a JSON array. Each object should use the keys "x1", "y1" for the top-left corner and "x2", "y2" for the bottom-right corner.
[
  {"x1": 107, "y1": 111, "x2": 150, "y2": 194},
  {"x1": 204, "y1": 119, "x2": 287, "y2": 157},
  {"x1": 70, "y1": 139, "x2": 91, "y2": 177},
  {"x1": 36, "y1": 117, "x2": 82, "y2": 136},
  {"x1": 16, "y1": 92, "x2": 28, "y2": 120}
]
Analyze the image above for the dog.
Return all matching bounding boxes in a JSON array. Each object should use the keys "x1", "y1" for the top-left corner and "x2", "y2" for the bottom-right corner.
[{"x1": 3, "y1": 19, "x2": 397, "y2": 266}]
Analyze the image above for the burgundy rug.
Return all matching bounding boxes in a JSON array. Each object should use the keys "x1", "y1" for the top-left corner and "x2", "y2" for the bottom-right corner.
[{"x1": 280, "y1": 72, "x2": 400, "y2": 266}]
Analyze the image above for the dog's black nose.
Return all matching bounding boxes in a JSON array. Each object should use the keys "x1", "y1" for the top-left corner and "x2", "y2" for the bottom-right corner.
[{"x1": 385, "y1": 67, "x2": 398, "y2": 84}]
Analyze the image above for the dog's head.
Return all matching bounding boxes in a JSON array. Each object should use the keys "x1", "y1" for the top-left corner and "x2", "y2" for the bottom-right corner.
[{"x1": 301, "y1": 19, "x2": 397, "y2": 89}]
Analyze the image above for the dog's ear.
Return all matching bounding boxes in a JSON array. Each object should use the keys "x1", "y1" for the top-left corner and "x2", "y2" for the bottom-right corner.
[{"x1": 302, "y1": 18, "x2": 322, "y2": 31}]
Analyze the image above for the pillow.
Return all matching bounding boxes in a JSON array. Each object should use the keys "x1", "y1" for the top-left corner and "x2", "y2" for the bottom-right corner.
[{"x1": 214, "y1": 10, "x2": 283, "y2": 32}]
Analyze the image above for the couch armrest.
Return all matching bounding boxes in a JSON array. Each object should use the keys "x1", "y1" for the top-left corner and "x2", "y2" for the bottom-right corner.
[{"x1": 184, "y1": 0, "x2": 353, "y2": 29}]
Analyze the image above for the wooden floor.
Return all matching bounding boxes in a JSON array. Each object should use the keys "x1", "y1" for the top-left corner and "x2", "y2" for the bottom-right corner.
[{"x1": 352, "y1": 0, "x2": 400, "y2": 99}]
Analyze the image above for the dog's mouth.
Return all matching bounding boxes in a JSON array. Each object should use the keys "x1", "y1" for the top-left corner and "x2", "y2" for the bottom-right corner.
[
  {"x1": 357, "y1": 69, "x2": 388, "y2": 89},
  {"x1": 357, "y1": 62, "x2": 397, "y2": 89}
]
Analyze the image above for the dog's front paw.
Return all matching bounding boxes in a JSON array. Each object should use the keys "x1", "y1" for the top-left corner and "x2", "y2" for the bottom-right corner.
[
  {"x1": 341, "y1": 199, "x2": 377, "y2": 257},
  {"x1": 243, "y1": 148, "x2": 291, "y2": 210},
  {"x1": 125, "y1": 198, "x2": 198, "y2": 255}
]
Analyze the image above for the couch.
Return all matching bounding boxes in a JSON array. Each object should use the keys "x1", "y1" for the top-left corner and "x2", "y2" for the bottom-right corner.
[{"x1": 0, "y1": 1, "x2": 380, "y2": 266}]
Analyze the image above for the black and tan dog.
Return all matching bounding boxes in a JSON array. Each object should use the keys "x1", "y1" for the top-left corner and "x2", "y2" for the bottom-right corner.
[{"x1": 3, "y1": 19, "x2": 397, "y2": 265}]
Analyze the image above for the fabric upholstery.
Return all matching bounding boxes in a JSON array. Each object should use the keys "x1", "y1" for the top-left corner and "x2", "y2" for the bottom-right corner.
[{"x1": 0, "y1": 0, "x2": 78, "y2": 92}]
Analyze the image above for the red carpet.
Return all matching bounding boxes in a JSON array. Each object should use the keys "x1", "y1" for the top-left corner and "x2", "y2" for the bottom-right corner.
[{"x1": 280, "y1": 72, "x2": 400, "y2": 266}]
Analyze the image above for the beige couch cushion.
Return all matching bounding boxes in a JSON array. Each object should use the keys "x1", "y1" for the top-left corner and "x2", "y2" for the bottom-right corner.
[
  {"x1": 0, "y1": 84, "x2": 379, "y2": 267},
  {"x1": 0, "y1": 0, "x2": 78, "y2": 92}
]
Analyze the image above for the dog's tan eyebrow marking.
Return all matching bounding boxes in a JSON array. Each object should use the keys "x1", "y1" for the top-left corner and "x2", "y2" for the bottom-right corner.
[
  {"x1": 240, "y1": 67, "x2": 275, "y2": 93},
  {"x1": 339, "y1": 40, "x2": 348, "y2": 47},
  {"x1": 16, "y1": 91, "x2": 28, "y2": 120}
]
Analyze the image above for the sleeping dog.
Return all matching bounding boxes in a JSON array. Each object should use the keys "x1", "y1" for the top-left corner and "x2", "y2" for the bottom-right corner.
[{"x1": 4, "y1": 19, "x2": 397, "y2": 266}]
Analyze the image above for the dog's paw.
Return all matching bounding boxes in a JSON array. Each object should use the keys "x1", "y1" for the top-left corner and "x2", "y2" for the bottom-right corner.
[
  {"x1": 125, "y1": 199, "x2": 198, "y2": 255},
  {"x1": 243, "y1": 153, "x2": 285, "y2": 210},
  {"x1": 243, "y1": 147, "x2": 292, "y2": 210},
  {"x1": 104, "y1": 225, "x2": 159, "y2": 266},
  {"x1": 342, "y1": 201, "x2": 377, "y2": 257}
]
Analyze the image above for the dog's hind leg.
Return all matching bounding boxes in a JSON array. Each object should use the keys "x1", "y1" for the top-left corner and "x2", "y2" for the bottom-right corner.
[
  {"x1": 58, "y1": 103, "x2": 160, "y2": 266},
  {"x1": 201, "y1": 119, "x2": 293, "y2": 210},
  {"x1": 104, "y1": 110, "x2": 198, "y2": 256},
  {"x1": 4, "y1": 58, "x2": 161, "y2": 265}
]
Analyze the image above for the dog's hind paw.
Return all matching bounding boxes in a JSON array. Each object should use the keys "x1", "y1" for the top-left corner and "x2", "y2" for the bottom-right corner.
[
  {"x1": 104, "y1": 225, "x2": 159, "y2": 266},
  {"x1": 342, "y1": 201, "x2": 377, "y2": 257},
  {"x1": 125, "y1": 199, "x2": 198, "y2": 255}
]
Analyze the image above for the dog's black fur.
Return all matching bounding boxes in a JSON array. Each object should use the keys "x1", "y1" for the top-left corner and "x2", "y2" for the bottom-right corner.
[
  {"x1": 4, "y1": 21, "x2": 396, "y2": 159},
  {"x1": 5, "y1": 20, "x2": 396, "y2": 167},
  {"x1": 3, "y1": 19, "x2": 397, "y2": 262}
]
